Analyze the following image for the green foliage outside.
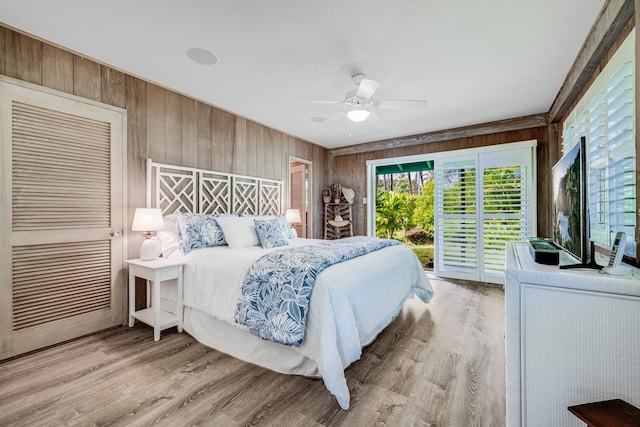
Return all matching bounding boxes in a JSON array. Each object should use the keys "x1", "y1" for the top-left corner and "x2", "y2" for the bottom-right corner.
[
  {"x1": 375, "y1": 191, "x2": 411, "y2": 239},
  {"x1": 411, "y1": 180, "x2": 434, "y2": 239},
  {"x1": 410, "y1": 245, "x2": 435, "y2": 268},
  {"x1": 375, "y1": 179, "x2": 435, "y2": 269},
  {"x1": 375, "y1": 180, "x2": 435, "y2": 240}
]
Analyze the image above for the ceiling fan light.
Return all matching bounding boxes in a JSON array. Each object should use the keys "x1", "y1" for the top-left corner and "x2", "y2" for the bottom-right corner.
[{"x1": 346, "y1": 108, "x2": 370, "y2": 122}]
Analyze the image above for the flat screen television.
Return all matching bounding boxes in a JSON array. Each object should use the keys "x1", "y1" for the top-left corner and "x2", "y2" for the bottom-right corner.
[{"x1": 551, "y1": 136, "x2": 593, "y2": 268}]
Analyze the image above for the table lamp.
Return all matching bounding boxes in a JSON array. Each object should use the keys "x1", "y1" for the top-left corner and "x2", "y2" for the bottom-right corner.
[
  {"x1": 132, "y1": 208, "x2": 163, "y2": 261},
  {"x1": 285, "y1": 209, "x2": 302, "y2": 228}
]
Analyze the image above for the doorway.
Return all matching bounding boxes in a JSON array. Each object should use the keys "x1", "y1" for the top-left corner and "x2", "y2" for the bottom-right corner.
[
  {"x1": 289, "y1": 157, "x2": 312, "y2": 238},
  {"x1": 374, "y1": 162, "x2": 435, "y2": 270}
]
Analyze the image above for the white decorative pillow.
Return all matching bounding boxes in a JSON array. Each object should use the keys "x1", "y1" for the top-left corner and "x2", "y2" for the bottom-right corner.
[
  {"x1": 254, "y1": 219, "x2": 289, "y2": 249},
  {"x1": 175, "y1": 212, "x2": 226, "y2": 254},
  {"x1": 243, "y1": 214, "x2": 295, "y2": 240},
  {"x1": 157, "y1": 213, "x2": 180, "y2": 257},
  {"x1": 276, "y1": 214, "x2": 296, "y2": 239},
  {"x1": 214, "y1": 216, "x2": 261, "y2": 248}
]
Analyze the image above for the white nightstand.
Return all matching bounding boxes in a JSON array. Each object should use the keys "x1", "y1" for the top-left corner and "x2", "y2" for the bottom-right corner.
[{"x1": 127, "y1": 258, "x2": 185, "y2": 341}]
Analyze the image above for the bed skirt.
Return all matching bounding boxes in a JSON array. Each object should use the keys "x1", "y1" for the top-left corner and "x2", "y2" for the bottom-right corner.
[{"x1": 183, "y1": 306, "x2": 321, "y2": 378}]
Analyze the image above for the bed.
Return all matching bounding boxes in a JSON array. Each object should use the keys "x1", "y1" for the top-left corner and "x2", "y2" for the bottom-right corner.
[{"x1": 147, "y1": 160, "x2": 434, "y2": 409}]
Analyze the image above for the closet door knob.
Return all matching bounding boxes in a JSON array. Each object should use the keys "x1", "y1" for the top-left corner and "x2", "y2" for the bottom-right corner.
[{"x1": 110, "y1": 230, "x2": 122, "y2": 237}]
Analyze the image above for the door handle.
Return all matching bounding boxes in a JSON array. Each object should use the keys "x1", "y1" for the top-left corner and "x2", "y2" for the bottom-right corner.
[{"x1": 110, "y1": 230, "x2": 122, "y2": 237}]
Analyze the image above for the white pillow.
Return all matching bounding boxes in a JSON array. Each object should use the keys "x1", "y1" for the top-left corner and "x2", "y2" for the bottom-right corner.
[
  {"x1": 157, "y1": 213, "x2": 180, "y2": 257},
  {"x1": 214, "y1": 216, "x2": 260, "y2": 248}
]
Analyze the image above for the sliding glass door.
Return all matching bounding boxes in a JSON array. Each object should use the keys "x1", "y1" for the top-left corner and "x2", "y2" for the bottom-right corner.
[{"x1": 434, "y1": 145, "x2": 535, "y2": 284}]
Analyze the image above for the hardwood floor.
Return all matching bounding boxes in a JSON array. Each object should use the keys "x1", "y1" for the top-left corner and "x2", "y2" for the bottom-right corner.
[{"x1": 0, "y1": 278, "x2": 505, "y2": 426}]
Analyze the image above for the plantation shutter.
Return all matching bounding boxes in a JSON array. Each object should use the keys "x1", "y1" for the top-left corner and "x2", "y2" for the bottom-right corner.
[
  {"x1": 562, "y1": 31, "x2": 635, "y2": 257},
  {"x1": 435, "y1": 156, "x2": 479, "y2": 281},
  {"x1": 0, "y1": 77, "x2": 126, "y2": 360},
  {"x1": 434, "y1": 143, "x2": 535, "y2": 284},
  {"x1": 480, "y1": 150, "x2": 533, "y2": 283}
]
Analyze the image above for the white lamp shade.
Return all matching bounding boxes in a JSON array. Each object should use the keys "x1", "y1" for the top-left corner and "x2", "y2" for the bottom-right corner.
[
  {"x1": 285, "y1": 209, "x2": 302, "y2": 224},
  {"x1": 132, "y1": 208, "x2": 163, "y2": 232},
  {"x1": 346, "y1": 108, "x2": 370, "y2": 122}
]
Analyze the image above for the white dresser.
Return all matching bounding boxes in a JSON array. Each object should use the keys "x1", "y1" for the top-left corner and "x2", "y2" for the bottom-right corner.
[{"x1": 505, "y1": 242, "x2": 640, "y2": 426}]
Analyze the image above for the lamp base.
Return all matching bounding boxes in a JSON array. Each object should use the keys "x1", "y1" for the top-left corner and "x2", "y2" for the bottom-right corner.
[{"x1": 140, "y1": 239, "x2": 159, "y2": 261}]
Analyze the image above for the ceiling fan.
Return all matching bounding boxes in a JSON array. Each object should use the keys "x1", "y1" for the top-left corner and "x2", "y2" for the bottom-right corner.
[{"x1": 303, "y1": 73, "x2": 427, "y2": 124}]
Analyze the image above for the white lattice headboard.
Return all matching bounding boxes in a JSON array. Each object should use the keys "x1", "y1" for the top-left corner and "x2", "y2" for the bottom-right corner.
[{"x1": 146, "y1": 160, "x2": 283, "y2": 216}]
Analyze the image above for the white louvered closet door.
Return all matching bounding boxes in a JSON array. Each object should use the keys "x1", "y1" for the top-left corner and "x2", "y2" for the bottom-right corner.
[{"x1": 0, "y1": 77, "x2": 126, "y2": 360}]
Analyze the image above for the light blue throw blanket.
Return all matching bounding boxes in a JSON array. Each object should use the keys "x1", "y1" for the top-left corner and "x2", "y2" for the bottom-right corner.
[{"x1": 234, "y1": 236, "x2": 400, "y2": 346}]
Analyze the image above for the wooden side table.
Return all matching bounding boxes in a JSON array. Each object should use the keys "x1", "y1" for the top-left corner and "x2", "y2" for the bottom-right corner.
[
  {"x1": 127, "y1": 258, "x2": 185, "y2": 341},
  {"x1": 568, "y1": 399, "x2": 640, "y2": 427}
]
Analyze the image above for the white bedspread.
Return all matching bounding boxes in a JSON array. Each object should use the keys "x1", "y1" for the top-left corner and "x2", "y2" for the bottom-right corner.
[{"x1": 169, "y1": 238, "x2": 433, "y2": 409}]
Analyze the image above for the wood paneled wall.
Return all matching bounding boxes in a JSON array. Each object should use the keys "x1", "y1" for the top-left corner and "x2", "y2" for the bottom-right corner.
[
  {"x1": 0, "y1": 25, "x2": 328, "y2": 253},
  {"x1": 332, "y1": 127, "x2": 551, "y2": 237}
]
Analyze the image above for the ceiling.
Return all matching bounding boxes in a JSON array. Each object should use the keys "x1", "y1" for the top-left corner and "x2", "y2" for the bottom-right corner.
[{"x1": 1, "y1": 0, "x2": 605, "y2": 149}]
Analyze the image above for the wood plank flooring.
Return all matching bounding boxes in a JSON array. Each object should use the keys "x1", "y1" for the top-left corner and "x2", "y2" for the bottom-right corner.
[{"x1": 0, "y1": 278, "x2": 505, "y2": 426}]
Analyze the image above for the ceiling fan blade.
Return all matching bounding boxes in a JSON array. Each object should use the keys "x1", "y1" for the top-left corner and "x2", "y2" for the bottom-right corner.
[
  {"x1": 298, "y1": 99, "x2": 344, "y2": 105},
  {"x1": 315, "y1": 109, "x2": 345, "y2": 126},
  {"x1": 374, "y1": 99, "x2": 428, "y2": 110},
  {"x1": 356, "y1": 79, "x2": 380, "y2": 99},
  {"x1": 368, "y1": 110, "x2": 387, "y2": 127}
]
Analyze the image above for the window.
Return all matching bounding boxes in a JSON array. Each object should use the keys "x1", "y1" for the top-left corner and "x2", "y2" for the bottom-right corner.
[
  {"x1": 562, "y1": 29, "x2": 635, "y2": 258},
  {"x1": 482, "y1": 164, "x2": 530, "y2": 274}
]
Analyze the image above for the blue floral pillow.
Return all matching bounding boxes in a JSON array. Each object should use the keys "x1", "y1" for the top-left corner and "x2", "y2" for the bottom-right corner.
[
  {"x1": 276, "y1": 214, "x2": 296, "y2": 239},
  {"x1": 175, "y1": 212, "x2": 226, "y2": 254},
  {"x1": 254, "y1": 219, "x2": 289, "y2": 249}
]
